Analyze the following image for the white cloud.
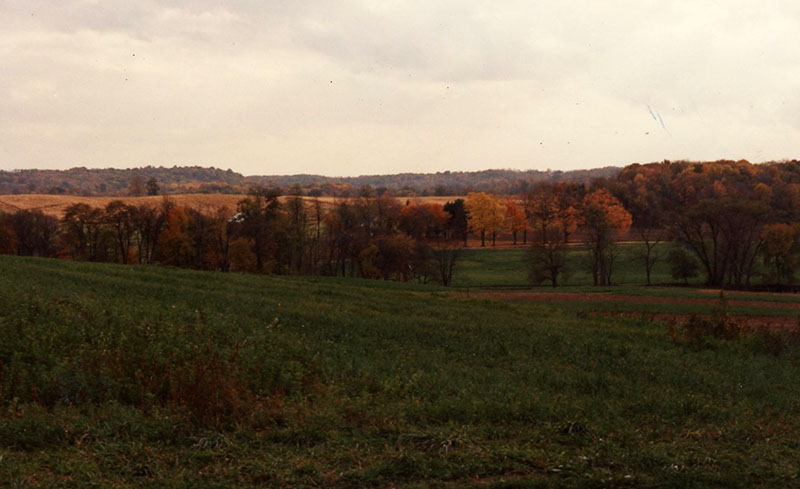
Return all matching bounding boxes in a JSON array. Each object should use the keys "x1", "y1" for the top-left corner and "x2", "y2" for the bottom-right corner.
[{"x1": 1, "y1": 1, "x2": 799, "y2": 175}]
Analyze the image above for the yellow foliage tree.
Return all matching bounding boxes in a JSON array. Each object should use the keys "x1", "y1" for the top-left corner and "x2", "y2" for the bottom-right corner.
[{"x1": 465, "y1": 192, "x2": 505, "y2": 247}]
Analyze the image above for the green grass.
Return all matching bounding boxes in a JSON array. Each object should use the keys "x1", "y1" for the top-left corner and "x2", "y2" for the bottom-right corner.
[
  {"x1": 452, "y1": 243, "x2": 687, "y2": 288},
  {"x1": 453, "y1": 244, "x2": 800, "y2": 316},
  {"x1": 3, "y1": 256, "x2": 800, "y2": 487}
]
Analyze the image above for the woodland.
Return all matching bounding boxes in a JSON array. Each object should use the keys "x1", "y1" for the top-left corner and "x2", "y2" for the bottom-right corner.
[
  {"x1": 0, "y1": 165, "x2": 621, "y2": 196},
  {"x1": 3, "y1": 159, "x2": 800, "y2": 289}
]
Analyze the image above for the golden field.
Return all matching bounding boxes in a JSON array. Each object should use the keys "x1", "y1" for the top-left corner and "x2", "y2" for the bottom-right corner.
[{"x1": 0, "y1": 193, "x2": 468, "y2": 218}]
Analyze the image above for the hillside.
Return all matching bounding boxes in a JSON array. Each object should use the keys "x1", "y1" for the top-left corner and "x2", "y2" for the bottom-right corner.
[
  {"x1": 0, "y1": 165, "x2": 622, "y2": 196},
  {"x1": 2, "y1": 256, "x2": 800, "y2": 487}
]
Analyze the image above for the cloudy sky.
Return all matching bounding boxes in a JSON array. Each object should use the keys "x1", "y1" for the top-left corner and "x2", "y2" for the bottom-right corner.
[{"x1": 1, "y1": 1, "x2": 799, "y2": 176}]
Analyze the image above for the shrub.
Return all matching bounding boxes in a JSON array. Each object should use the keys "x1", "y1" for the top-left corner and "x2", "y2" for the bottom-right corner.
[{"x1": 668, "y1": 247, "x2": 699, "y2": 284}]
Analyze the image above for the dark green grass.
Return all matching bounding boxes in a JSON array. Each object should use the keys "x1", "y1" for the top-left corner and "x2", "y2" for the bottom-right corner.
[
  {"x1": 3, "y1": 256, "x2": 800, "y2": 487},
  {"x1": 452, "y1": 244, "x2": 686, "y2": 288},
  {"x1": 463, "y1": 286, "x2": 800, "y2": 317}
]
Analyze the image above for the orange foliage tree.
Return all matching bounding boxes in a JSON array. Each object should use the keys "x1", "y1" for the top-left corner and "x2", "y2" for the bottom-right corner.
[
  {"x1": 399, "y1": 203, "x2": 450, "y2": 240},
  {"x1": 503, "y1": 200, "x2": 530, "y2": 245},
  {"x1": 582, "y1": 189, "x2": 632, "y2": 285},
  {"x1": 158, "y1": 206, "x2": 192, "y2": 267}
]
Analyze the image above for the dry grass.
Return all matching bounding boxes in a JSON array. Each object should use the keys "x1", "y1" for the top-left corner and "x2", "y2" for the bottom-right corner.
[
  {"x1": 0, "y1": 193, "x2": 470, "y2": 218},
  {"x1": 0, "y1": 194, "x2": 246, "y2": 217}
]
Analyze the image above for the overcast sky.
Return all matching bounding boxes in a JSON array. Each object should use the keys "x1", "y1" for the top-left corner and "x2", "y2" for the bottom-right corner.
[{"x1": 1, "y1": 1, "x2": 799, "y2": 176}]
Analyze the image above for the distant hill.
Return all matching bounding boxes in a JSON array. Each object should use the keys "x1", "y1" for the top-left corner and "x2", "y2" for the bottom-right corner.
[
  {"x1": 0, "y1": 165, "x2": 622, "y2": 196},
  {"x1": 248, "y1": 167, "x2": 623, "y2": 196},
  {"x1": 0, "y1": 166, "x2": 243, "y2": 196}
]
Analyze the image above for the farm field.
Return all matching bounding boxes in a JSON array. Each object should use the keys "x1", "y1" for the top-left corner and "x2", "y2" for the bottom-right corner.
[
  {"x1": 0, "y1": 193, "x2": 248, "y2": 218},
  {"x1": 0, "y1": 193, "x2": 462, "y2": 218},
  {"x1": 3, "y1": 255, "x2": 800, "y2": 487}
]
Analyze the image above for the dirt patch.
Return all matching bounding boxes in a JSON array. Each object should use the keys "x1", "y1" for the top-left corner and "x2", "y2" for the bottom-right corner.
[{"x1": 462, "y1": 291, "x2": 800, "y2": 311}]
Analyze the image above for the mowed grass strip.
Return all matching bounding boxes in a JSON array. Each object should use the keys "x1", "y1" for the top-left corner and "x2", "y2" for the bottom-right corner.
[
  {"x1": 452, "y1": 245, "x2": 685, "y2": 288},
  {"x1": 2, "y1": 256, "x2": 800, "y2": 488}
]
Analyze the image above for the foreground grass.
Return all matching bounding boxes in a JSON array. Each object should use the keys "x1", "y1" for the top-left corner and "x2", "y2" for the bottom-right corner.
[{"x1": 2, "y1": 256, "x2": 800, "y2": 488}]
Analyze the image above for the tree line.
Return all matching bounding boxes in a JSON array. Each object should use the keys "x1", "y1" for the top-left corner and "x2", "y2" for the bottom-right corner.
[
  {"x1": 521, "y1": 159, "x2": 800, "y2": 288},
  {"x1": 0, "y1": 165, "x2": 620, "y2": 197},
  {"x1": 0, "y1": 182, "x2": 634, "y2": 287},
  {"x1": 0, "y1": 187, "x2": 466, "y2": 286},
  {"x1": 4, "y1": 159, "x2": 800, "y2": 288}
]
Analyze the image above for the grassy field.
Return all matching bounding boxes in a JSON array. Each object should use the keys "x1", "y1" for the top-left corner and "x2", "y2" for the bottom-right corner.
[
  {"x1": 453, "y1": 244, "x2": 692, "y2": 288},
  {"x1": 3, "y1": 255, "x2": 800, "y2": 487}
]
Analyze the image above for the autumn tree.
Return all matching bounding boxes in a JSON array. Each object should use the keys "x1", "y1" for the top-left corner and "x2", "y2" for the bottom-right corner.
[
  {"x1": 582, "y1": 189, "x2": 632, "y2": 286},
  {"x1": 205, "y1": 207, "x2": 234, "y2": 272},
  {"x1": 284, "y1": 191, "x2": 310, "y2": 274},
  {"x1": 525, "y1": 185, "x2": 570, "y2": 287},
  {"x1": 526, "y1": 224, "x2": 569, "y2": 287},
  {"x1": 158, "y1": 206, "x2": 192, "y2": 267},
  {"x1": 400, "y1": 202, "x2": 461, "y2": 286},
  {"x1": 146, "y1": 177, "x2": 160, "y2": 196},
  {"x1": 673, "y1": 199, "x2": 767, "y2": 286},
  {"x1": 400, "y1": 203, "x2": 449, "y2": 241},
  {"x1": 428, "y1": 239, "x2": 462, "y2": 286},
  {"x1": 61, "y1": 203, "x2": 107, "y2": 261},
  {"x1": 761, "y1": 223, "x2": 800, "y2": 285},
  {"x1": 555, "y1": 184, "x2": 584, "y2": 243},
  {"x1": 128, "y1": 175, "x2": 145, "y2": 197},
  {"x1": 465, "y1": 192, "x2": 504, "y2": 247},
  {"x1": 528, "y1": 186, "x2": 559, "y2": 243},
  {"x1": 374, "y1": 234, "x2": 416, "y2": 281},
  {"x1": 104, "y1": 201, "x2": 137, "y2": 264},
  {"x1": 323, "y1": 201, "x2": 358, "y2": 277},
  {"x1": 307, "y1": 197, "x2": 325, "y2": 273},
  {"x1": 627, "y1": 187, "x2": 665, "y2": 285},
  {"x1": 12, "y1": 210, "x2": 60, "y2": 257},
  {"x1": 504, "y1": 199, "x2": 530, "y2": 245},
  {"x1": 130, "y1": 202, "x2": 169, "y2": 265},
  {"x1": 233, "y1": 186, "x2": 282, "y2": 273},
  {"x1": 0, "y1": 212, "x2": 18, "y2": 255}
]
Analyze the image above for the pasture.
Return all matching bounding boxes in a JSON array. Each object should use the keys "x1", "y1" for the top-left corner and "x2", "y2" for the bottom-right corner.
[
  {"x1": 453, "y1": 244, "x2": 686, "y2": 288},
  {"x1": 2, "y1": 254, "x2": 800, "y2": 487}
]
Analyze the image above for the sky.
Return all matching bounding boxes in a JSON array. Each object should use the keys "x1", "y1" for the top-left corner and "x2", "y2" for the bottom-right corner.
[{"x1": 1, "y1": 1, "x2": 799, "y2": 177}]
